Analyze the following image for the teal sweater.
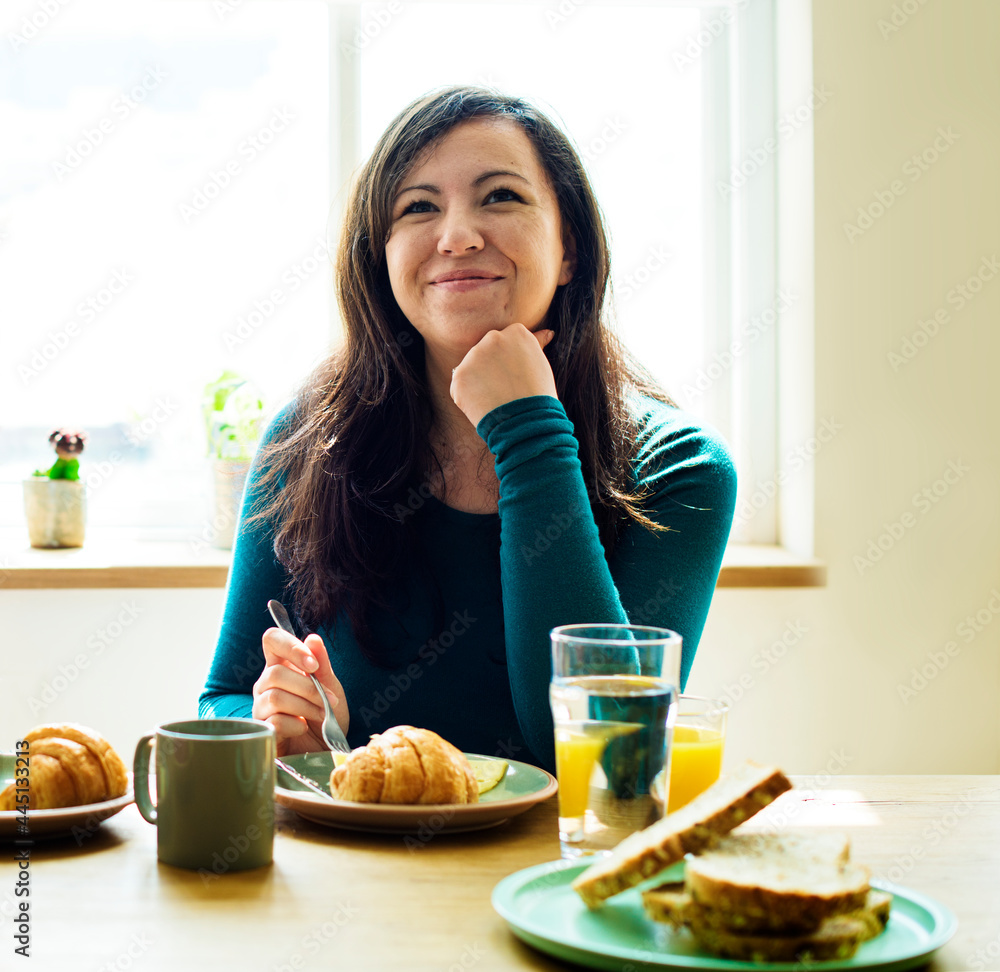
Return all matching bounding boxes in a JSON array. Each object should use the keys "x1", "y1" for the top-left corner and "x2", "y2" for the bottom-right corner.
[{"x1": 199, "y1": 394, "x2": 737, "y2": 772}]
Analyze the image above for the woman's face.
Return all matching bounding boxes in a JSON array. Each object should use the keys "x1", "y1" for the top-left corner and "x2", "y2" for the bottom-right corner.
[{"x1": 384, "y1": 117, "x2": 575, "y2": 359}]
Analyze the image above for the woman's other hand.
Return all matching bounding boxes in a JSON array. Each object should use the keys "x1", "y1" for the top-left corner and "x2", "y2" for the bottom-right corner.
[
  {"x1": 450, "y1": 323, "x2": 557, "y2": 427},
  {"x1": 252, "y1": 627, "x2": 350, "y2": 757}
]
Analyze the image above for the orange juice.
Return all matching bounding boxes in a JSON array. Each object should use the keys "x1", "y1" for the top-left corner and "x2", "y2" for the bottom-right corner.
[
  {"x1": 667, "y1": 724, "x2": 724, "y2": 813},
  {"x1": 554, "y1": 721, "x2": 639, "y2": 818},
  {"x1": 550, "y1": 674, "x2": 674, "y2": 856}
]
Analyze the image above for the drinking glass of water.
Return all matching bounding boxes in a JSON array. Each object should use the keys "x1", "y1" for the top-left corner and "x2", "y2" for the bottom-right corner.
[{"x1": 549, "y1": 624, "x2": 681, "y2": 859}]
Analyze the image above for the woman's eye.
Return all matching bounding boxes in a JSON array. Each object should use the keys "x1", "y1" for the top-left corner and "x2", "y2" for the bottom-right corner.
[
  {"x1": 400, "y1": 199, "x2": 435, "y2": 216},
  {"x1": 486, "y1": 187, "x2": 522, "y2": 204}
]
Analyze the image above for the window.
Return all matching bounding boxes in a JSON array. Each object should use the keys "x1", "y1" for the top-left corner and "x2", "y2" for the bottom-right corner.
[{"x1": 2, "y1": 0, "x2": 799, "y2": 548}]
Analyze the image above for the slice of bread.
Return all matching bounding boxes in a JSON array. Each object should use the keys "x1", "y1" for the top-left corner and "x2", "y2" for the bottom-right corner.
[
  {"x1": 684, "y1": 914, "x2": 868, "y2": 963},
  {"x1": 644, "y1": 883, "x2": 891, "y2": 938},
  {"x1": 684, "y1": 832, "x2": 871, "y2": 929},
  {"x1": 571, "y1": 761, "x2": 792, "y2": 908}
]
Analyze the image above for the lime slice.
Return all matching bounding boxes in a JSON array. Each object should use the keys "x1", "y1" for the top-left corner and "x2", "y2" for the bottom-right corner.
[{"x1": 468, "y1": 757, "x2": 509, "y2": 795}]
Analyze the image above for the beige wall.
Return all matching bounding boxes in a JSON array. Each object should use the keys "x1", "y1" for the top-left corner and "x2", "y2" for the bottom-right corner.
[
  {"x1": 688, "y1": 0, "x2": 1000, "y2": 774},
  {"x1": 2, "y1": 0, "x2": 997, "y2": 776}
]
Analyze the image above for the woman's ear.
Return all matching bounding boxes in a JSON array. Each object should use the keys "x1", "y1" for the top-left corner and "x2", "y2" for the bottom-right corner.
[{"x1": 558, "y1": 228, "x2": 577, "y2": 286}]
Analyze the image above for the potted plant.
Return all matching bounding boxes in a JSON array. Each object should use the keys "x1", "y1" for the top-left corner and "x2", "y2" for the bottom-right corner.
[
  {"x1": 24, "y1": 429, "x2": 88, "y2": 548},
  {"x1": 202, "y1": 371, "x2": 266, "y2": 549}
]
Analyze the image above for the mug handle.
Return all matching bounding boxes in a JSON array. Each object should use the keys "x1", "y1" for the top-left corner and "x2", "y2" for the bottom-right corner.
[{"x1": 132, "y1": 734, "x2": 157, "y2": 824}]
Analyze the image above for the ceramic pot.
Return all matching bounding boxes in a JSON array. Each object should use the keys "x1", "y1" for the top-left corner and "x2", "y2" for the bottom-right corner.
[
  {"x1": 23, "y1": 478, "x2": 86, "y2": 548},
  {"x1": 212, "y1": 459, "x2": 250, "y2": 549}
]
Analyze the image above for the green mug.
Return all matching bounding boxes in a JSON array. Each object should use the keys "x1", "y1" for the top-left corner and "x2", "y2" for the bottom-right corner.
[{"x1": 133, "y1": 719, "x2": 275, "y2": 872}]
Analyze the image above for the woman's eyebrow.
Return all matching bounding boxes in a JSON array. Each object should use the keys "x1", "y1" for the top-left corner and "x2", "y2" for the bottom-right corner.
[{"x1": 394, "y1": 169, "x2": 530, "y2": 201}]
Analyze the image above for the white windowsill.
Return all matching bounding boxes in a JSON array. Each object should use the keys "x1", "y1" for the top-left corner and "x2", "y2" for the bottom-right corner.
[{"x1": 0, "y1": 528, "x2": 825, "y2": 590}]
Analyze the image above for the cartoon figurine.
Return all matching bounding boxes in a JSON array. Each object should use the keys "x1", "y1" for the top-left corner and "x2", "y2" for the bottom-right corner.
[{"x1": 34, "y1": 429, "x2": 87, "y2": 481}]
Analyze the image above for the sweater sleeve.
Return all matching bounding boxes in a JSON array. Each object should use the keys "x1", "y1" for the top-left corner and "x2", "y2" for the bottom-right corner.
[
  {"x1": 198, "y1": 405, "x2": 297, "y2": 721},
  {"x1": 477, "y1": 394, "x2": 737, "y2": 770}
]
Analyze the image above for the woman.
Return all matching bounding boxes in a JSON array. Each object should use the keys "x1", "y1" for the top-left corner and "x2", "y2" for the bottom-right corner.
[{"x1": 199, "y1": 85, "x2": 737, "y2": 771}]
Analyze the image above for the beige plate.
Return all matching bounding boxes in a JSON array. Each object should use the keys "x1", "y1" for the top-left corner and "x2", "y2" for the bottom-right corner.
[
  {"x1": 275, "y1": 751, "x2": 557, "y2": 835},
  {"x1": 0, "y1": 753, "x2": 133, "y2": 841}
]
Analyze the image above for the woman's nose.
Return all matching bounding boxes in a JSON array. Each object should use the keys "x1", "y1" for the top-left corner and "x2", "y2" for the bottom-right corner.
[{"x1": 436, "y1": 205, "x2": 485, "y2": 255}]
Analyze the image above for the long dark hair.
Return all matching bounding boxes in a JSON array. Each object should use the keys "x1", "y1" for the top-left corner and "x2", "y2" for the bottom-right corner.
[{"x1": 248, "y1": 85, "x2": 672, "y2": 665}]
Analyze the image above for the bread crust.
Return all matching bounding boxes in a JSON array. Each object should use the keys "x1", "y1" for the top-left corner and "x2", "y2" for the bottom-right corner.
[
  {"x1": 572, "y1": 762, "x2": 792, "y2": 908},
  {"x1": 684, "y1": 914, "x2": 867, "y2": 963},
  {"x1": 685, "y1": 860, "x2": 871, "y2": 928},
  {"x1": 643, "y1": 883, "x2": 888, "y2": 937}
]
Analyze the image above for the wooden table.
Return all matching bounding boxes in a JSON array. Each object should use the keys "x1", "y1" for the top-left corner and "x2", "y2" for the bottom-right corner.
[{"x1": 10, "y1": 776, "x2": 999, "y2": 971}]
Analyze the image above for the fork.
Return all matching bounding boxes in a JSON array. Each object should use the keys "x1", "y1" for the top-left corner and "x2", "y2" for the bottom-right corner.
[{"x1": 266, "y1": 599, "x2": 351, "y2": 754}]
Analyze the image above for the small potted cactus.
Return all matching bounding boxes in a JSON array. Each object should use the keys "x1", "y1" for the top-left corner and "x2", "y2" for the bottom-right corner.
[{"x1": 24, "y1": 429, "x2": 88, "y2": 548}]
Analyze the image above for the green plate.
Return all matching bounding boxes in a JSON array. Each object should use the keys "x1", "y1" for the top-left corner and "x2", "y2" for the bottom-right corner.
[
  {"x1": 492, "y1": 860, "x2": 957, "y2": 971},
  {"x1": 275, "y1": 751, "x2": 557, "y2": 834}
]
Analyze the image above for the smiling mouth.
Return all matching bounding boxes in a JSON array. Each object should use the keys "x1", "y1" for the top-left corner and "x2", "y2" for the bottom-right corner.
[{"x1": 431, "y1": 276, "x2": 503, "y2": 291}]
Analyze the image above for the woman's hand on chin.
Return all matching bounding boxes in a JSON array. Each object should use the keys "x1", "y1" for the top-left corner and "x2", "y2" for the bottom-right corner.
[{"x1": 450, "y1": 323, "x2": 557, "y2": 427}]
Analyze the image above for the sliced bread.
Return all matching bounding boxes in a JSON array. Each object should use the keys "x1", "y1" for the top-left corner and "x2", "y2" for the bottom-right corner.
[
  {"x1": 644, "y1": 883, "x2": 892, "y2": 939},
  {"x1": 683, "y1": 914, "x2": 869, "y2": 963},
  {"x1": 571, "y1": 761, "x2": 792, "y2": 908},
  {"x1": 684, "y1": 832, "x2": 871, "y2": 930}
]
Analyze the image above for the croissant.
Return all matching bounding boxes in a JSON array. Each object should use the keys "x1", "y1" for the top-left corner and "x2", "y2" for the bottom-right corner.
[
  {"x1": 330, "y1": 725, "x2": 478, "y2": 805},
  {"x1": 0, "y1": 723, "x2": 128, "y2": 810}
]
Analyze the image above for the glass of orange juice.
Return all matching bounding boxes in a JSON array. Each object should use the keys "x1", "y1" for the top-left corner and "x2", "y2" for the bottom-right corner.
[
  {"x1": 665, "y1": 695, "x2": 729, "y2": 814},
  {"x1": 550, "y1": 625, "x2": 681, "y2": 859}
]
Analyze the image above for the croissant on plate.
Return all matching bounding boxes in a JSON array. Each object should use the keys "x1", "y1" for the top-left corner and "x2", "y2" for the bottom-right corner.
[
  {"x1": 0, "y1": 723, "x2": 128, "y2": 810},
  {"x1": 330, "y1": 725, "x2": 478, "y2": 805}
]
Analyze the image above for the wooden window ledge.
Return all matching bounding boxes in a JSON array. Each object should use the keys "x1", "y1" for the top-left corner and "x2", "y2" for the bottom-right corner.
[{"x1": 0, "y1": 528, "x2": 825, "y2": 590}]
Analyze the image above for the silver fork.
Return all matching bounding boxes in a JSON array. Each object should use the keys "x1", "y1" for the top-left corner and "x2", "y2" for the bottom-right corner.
[{"x1": 266, "y1": 599, "x2": 351, "y2": 754}]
